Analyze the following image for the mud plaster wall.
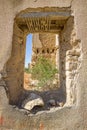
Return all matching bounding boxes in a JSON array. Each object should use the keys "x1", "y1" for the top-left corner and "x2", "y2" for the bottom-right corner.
[
  {"x1": 4, "y1": 23, "x2": 26, "y2": 104},
  {"x1": 0, "y1": 0, "x2": 87, "y2": 129}
]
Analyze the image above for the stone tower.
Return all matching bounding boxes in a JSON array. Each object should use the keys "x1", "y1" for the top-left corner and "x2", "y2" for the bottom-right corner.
[{"x1": 31, "y1": 33, "x2": 59, "y2": 68}]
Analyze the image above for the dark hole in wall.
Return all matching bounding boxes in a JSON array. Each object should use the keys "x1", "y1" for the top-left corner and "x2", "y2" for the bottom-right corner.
[
  {"x1": 47, "y1": 48, "x2": 49, "y2": 53},
  {"x1": 37, "y1": 49, "x2": 39, "y2": 54},
  {"x1": 42, "y1": 49, "x2": 45, "y2": 53}
]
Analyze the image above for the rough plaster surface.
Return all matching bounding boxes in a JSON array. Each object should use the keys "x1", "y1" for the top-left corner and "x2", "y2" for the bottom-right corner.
[{"x1": 0, "y1": 0, "x2": 87, "y2": 129}]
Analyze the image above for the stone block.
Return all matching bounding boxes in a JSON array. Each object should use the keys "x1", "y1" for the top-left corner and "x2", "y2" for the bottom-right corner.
[
  {"x1": 66, "y1": 61, "x2": 77, "y2": 71},
  {"x1": 66, "y1": 49, "x2": 80, "y2": 57},
  {"x1": 22, "y1": 93, "x2": 44, "y2": 110}
]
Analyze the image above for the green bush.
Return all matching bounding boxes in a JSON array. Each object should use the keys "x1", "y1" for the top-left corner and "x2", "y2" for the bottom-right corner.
[
  {"x1": 31, "y1": 56, "x2": 58, "y2": 88},
  {"x1": 24, "y1": 68, "x2": 31, "y2": 73}
]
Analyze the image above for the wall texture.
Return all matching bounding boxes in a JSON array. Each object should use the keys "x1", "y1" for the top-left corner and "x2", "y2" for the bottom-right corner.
[
  {"x1": 0, "y1": 0, "x2": 87, "y2": 129},
  {"x1": 32, "y1": 33, "x2": 58, "y2": 66}
]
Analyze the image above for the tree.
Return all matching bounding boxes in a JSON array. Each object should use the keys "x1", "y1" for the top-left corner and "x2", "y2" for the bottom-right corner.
[{"x1": 31, "y1": 56, "x2": 58, "y2": 88}]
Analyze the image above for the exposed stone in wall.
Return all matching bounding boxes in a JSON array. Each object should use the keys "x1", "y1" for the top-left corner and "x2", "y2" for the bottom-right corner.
[
  {"x1": 59, "y1": 17, "x2": 73, "y2": 96},
  {"x1": 60, "y1": 17, "x2": 81, "y2": 105},
  {"x1": 66, "y1": 32, "x2": 81, "y2": 105}
]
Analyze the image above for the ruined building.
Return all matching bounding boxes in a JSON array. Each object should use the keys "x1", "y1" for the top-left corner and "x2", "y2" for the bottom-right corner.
[
  {"x1": 27, "y1": 33, "x2": 59, "y2": 89},
  {"x1": 31, "y1": 33, "x2": 59, "y2": 67},
  {"x1": 0, "y1": 0, "x2": 87, "y2": 129}
]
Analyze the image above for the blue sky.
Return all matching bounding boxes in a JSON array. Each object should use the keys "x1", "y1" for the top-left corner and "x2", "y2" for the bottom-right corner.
[{"x1": 25, "y1": 34, "x2": 32, "y2": 68}]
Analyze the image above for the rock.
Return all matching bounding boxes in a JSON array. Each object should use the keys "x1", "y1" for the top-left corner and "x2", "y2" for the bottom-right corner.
[
  {"x1": 59, "y1": 102, "x2": 64, "y2": 107},
  {"x1": 30, "y1": 80, "x2": 38, "y2": 86},
  {"x1": 66, "y1": 61, "x2": 77, "y2": 71},
  {"x1": 56, "y1": 101, "x2": 64, "y2": 107},
  {"x1": 66, "y1": 71, "x2": 75, "y2": 79},
  {"x1": 71, "y1": 39, "x2": 80, "y2": 47},
  {"x1": 66, "y1": 49, "x2": 80, "y2": 57},
  {"x1": 48, "y1": 99, "x2": 56, "y2": 106},
  {"x1": 66, "y1": 56, "x2": 78, "y2": 62},
  {"x1": 66, "y1": 61, "x2": 73, "y2": 71},
  {"x1": 53, "y1": 79, "x2": 58, "y2": 85},
  {"x1": 22, "y1": 93, "x2": 44, "y2": 110}
]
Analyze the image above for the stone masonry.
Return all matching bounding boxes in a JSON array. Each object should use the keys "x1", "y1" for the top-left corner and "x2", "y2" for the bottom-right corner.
[
  {"x1": 0, "y1": 0, "x2": 87, "y2": 130},
  {"x1": 31, "y1": 33, "x2": 59, "y2": 67}
]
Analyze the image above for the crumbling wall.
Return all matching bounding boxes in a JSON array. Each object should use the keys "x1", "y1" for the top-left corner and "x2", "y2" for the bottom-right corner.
[
  {"x1": 0, "y1": 0, "x2": 87, "y2": 129},
  {"x1": 4, "y1": 23, "x2": 25, "y2": 105},
  {"x1": 32, "y1": 33, "x2": 58, "y2": 66},
  {"x1": 59, "y1": 17, "x2": 73, "y2": 96},
  {"x1": 60, "y1": 17, "x2": 81, "y2": 105}
]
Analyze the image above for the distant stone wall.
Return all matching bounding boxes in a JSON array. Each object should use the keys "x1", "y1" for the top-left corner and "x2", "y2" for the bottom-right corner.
[{"x1": 31, "y1": 33, "x2": 59, "y2": 67}]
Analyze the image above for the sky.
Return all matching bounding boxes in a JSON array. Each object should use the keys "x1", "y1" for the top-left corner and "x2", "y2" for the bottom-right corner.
[{"x1": 25, "y1": 34, "x2": 32, "y2": 68}]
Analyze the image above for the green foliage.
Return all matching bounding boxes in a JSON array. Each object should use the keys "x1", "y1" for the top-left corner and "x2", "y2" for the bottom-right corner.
[
  {"x1": 24, "y1": 68, "x2": 31, "y2": 73},
  {"x1": 31, "y1": 56, "x2": 58, "y2": 88}
]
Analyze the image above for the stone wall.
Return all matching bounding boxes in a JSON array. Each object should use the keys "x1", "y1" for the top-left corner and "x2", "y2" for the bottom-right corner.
[
  {"x1": 4, "y1": 23, "x2": 25, "y2": 105},
  {"x1": 31, "y1": 33, "x2": 59, "y2": 67},
  {"x1": 0, "y1": 0, "x2": 87, "y2": 129},
  {"x1": 59, "y1": 17, "x2": 81, "y2": 105}
]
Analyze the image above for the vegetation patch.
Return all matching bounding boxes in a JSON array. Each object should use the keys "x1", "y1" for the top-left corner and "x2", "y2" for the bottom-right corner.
[{"x1": 30, "y1": 57, "x2": 58, "y2": 88}]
